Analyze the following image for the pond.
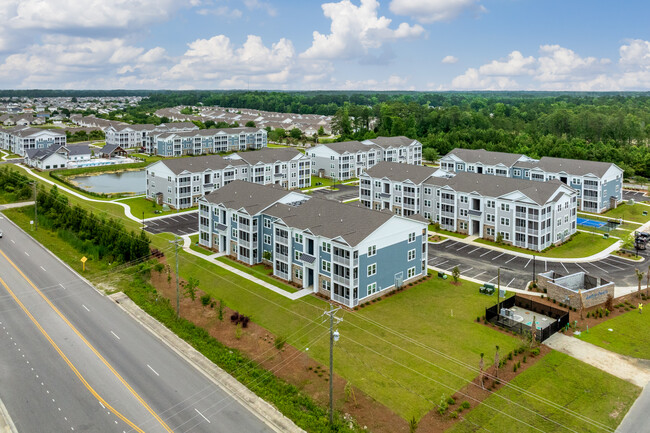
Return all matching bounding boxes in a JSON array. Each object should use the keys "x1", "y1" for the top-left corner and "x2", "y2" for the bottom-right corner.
[{"x1": 70, "y1": 169, "x2": 146, "y2": 194}]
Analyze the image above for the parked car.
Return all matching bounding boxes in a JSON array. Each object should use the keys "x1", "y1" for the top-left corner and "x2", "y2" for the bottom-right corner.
[{"x1": 0, "y1": 230, "x2": 3, "y2": 238}]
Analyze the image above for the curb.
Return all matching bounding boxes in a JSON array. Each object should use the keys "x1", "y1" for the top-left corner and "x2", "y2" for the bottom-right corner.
[
  {"x1": 109, "y1": 292, "x2": 304, "y2": 433},
  {"x1": 0, "y1": 399, "x2": 18, "y2": 433}
]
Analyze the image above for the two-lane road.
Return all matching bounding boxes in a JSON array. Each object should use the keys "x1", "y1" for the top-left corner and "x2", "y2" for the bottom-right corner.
[{"x1": 0, "y1": 216, "x2": 275, "y2": 433}]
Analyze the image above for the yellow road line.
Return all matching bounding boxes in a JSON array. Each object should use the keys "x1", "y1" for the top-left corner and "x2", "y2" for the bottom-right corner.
[
  {"x1": 0, "y1": 275, "x2": 146, "y2": 433},
  {"x1": 0, "y1": 249, "x2": 174, "y2": 433}
]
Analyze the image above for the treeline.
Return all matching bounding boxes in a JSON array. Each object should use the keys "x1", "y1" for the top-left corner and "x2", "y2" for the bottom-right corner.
[
  {"x1": 66, "y1": 129, "x2": 105, "y2": 143},
  {"x1": 0, "y1": 167, "x2": 33, "y2": 201},
  {"x1": 33, "y1": 186, "x2": 150, "y2": 262}
]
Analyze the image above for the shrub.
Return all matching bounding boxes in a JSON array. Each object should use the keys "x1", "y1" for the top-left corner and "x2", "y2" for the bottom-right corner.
[
  {"x1": 513, "y1": 364, "x2": 518, "y2": 372},
  {"x1": 530, "y1": 348, "x2": 540, "y2": 356},
  {"x1": 507, "y1": 352, "x2": 513, "y2": 361},
  {"x1": 437, "y1": 400, "x2": 448, "y2": 416},
  {"x1": 461, "y1": 401, "x2": 470, "y2": 410},
  {"x1": 523, "y1": 355, "x2": 527, "y2": 363},
  {"x1": 200, "y1": 294, "x2": 211, "y2": 307},
  {"x1": 446, "y1": 396, "x2": 455, "y2": 406},
  {"x1": 274, "y1": 336, "x2": 287, "y2": 350},
  {"x1": 449, "y1": 411, "x2": 458, "y2": 419}
]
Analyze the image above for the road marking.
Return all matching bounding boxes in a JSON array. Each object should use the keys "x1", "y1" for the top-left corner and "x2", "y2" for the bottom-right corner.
[
  {"x1": 507, "y1": 278, "x2": 516, "y2": 287},
  {"x1": 10, "y1": 239, "x2": 15, "y2": 244},
  {"x1": 472, "y1": 271, "x2": 486, "y2": 279},
  {"x1": 468, "y1": 248, "x2": 481, "y2": 254},
  {"x1": 604, "y1": 257, "x2": 632, "y2": 267},
  {"x1": 147, "y1": 364, "x2": 160, "y2": 376},
  {"x1": 435, "y1": 260, "x2": 449, "y2": 267},
  {"x1": 111, "y1": 331, "x2": 121, "y2": 340},
  {"x1": 59, "y1": 284, "x2": 66, "y2": 290},
  {"x1": 82, "y1": 305, "x2": 90, "y2": 312},
  {"x1": 0, "y1": 274, "x2": 147, "y2": 433},
  {"x1": 194, "y1": 408, "x2": 211, "y2": 424},
  {"x1": 560, "y1": 262, "x2": 568, "y2": 273},
  {"x1": 0, "y1": 249, "x2": 172, "y2": 433},
  {"x1": 544, "y1": 260, "x2": 547, "y2": 272},
  {"x1": 40, "y1": 266, "x2": 46, "y2": 272},
  {"x1": 445, "y1": 242, "x2": 458, "y2": 249},
  {"x1": 24, "y1": 251, "x2": 29, "y2": 256},
  {"x1": 486, "y1": 275, "x2": 498, "y2": 283},
  {"x1": 505, "y1": 256, "x2": 517, "y2": 264},
  {"x1": 461, "y1": 267, "x2": 473, "y2": 274},
  {"x1": 457, "y1": 244, "x2": 470, "y2": 251},
  {"x1": 576, "y1": 263, "x2": 587, "y2": 272},
  {"x1": 588, "y1": 262, "x2": 608, "y2": 274},
  {"x1": 480, "y1": 250, "x2": 492, "y2": 257},
  {"x1": 444, "y1": 264, "x2": 460, "y2": 271},
  {"x1": 600, "y1": 259, "x2": 625, "y2": 270},
  {"x1": 524, "y1": 258, "x2": 532, "y2": 268},
  {"x1": 491, "y1": 253, "x2": 504, "y2": 261},
  {"x1": 147, "y1": 221, "x2": 158, "y2": 226}
]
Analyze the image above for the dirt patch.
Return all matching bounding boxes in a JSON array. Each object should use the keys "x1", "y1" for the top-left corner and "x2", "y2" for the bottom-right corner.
[{"x1": 149, "y1": 260, "x2": 409, "y2": 433}]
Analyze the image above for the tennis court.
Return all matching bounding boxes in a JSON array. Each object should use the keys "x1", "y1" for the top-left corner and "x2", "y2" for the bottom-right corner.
[{"x1": 577, "y1": 217, "x2": 607, "y2": 228}]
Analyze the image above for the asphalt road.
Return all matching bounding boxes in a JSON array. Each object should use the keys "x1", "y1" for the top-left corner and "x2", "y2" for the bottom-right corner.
[
  {"x1": 310, "y1": 183, "x2": 359, "y2": 202},
  {"x1": 428, "y1": 240, "x2": 641, "y2": 289},
  {"x1": 0, "y1": 216, "x2": 273, "y2": 433},
  {"x1": 617, "y1": 382, "x2": 650, "y2": 433},
  {"x1": 145, "y1": 211, "x2": 199, "y2": 236}
]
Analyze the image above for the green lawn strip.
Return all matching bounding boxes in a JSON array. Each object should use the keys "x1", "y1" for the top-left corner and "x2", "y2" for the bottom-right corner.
[
  {"x1": 122, "y1": 196, "x2": 197, "y2": 220},
  {"x1": 576, "y1": 308, "x2": 650, "y2": 359},
  {"x1": 592, "y1": 203, "x2": 650, "y2": 224},
  {"x1": 216, "y1": 256, "x2": 298, "y2": 293},
  {"x1": 428, "y1": 224, "x2": 469, "y2": 239},
  {"x1": 187, "y1": 234, "x2": 213, "y2": 256},
  {"x1": 475, "y1": 232, "x2": 617, "y2": 259},
  {"x1": 447, "y1": 351, "x2": 640, "y2": 433},
  {"x1": 303, "y1": 176, "x2": 358, "y2": 190},
  {"x1": 267, "y1": 143, "x2": 291, "y2": 148}
]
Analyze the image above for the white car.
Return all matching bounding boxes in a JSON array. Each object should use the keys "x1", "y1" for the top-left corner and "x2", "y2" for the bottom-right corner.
[{"x1": 0, "y1": 231, "x2": 3, "y2": 238}]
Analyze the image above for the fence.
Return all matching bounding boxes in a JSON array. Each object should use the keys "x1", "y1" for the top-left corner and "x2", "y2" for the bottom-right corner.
[{"x1": 485, "y1": 295, "x2": 570, "y2": 342}]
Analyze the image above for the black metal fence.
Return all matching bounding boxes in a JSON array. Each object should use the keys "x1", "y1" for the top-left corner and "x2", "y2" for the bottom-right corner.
[{"x1": 485, "y1": 295, "x2": 570, "y2": 342}]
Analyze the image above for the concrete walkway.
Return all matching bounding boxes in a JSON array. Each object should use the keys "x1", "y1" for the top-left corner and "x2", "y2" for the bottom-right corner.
[
  {"x1": 0, "y1": 200, "x2": 35, "y2": 210},
  {"x1": 180, "y1": 235, "x2": 312, "y2": 301},
  {"x1": 545, "y1": 333, "x2": 650, "y2": 387},
  {"x1": 428, "y1": 230, "x2": 622, "y2": 263}
]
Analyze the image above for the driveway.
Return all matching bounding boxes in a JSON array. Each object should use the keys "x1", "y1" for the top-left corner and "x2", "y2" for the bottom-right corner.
[
  {"x1": 144, "y1": 211, "x2": 198, "y2": 235},
  {"x1": 310, "y1": 183, "x2": 359, "y2": 202},
  {"x1": 428, "y1": 240, "x2": 642, "y2": 290},
  {"x1": 623, "y1": 189, "x2": 648, "y2": 202}
]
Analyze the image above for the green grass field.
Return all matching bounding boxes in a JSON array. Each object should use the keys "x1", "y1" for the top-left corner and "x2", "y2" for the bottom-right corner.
[
  {"x1": 216, "y1": 256, "x2": 298, "y2": 293},
  {"x1": 187, "y1": 234, "x2": 213, "y2": 256},
  {"x1": 597, "y1": 203, "x2": 650, "y2": 224},
  {"x1": 428, "y1": 224, "x2": 469, "y2": 239},
  {"x1": 576, "y1": 306, "x2": 650, "y2": 359},
  {"x1": 475, "y1": 232, "x2": 617, "y2": 259},
  {"x1": 121, "y1": 196, "x2": 196, "y2": 220},
  {"x1": 447, "y1": 351, "x2": 640, "y2": 433}
]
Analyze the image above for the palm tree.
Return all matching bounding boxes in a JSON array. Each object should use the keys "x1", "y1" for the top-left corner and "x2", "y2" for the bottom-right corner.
[
  {"x1": 494, "y1": 345, "x2": 500, "y2": 381},
  {"x1": 479, "y1": 353, "x2": 485, "y2": 389},
  {"x1": 636, "y1": 269, "x2": 644, "y2": 299}
]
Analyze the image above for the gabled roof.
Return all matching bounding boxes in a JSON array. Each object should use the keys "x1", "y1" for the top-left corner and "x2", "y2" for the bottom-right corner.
[
  {"x1": 25, "y1": 144, "x2": 66, "y2": 161},
  {"x1": 314, "y1": 140, "x2": 377, "y2": 154},
  {"x1": 363, "y1": 161, "x2": 437, "y2": 184},
  {"x1": 202, "y1": 180, "x2": 293, "y2": 215},
  {"x1": 67, "y1": 144, "x2": 91, "y2": 156},
  {"x1": 99, "y1": 143, "x2": 125, "y2": 155},
  {"x1": 231, "y1": 148, "x2": 304, "y2": 165},
  {"x1": 425, "y1": 172, "x2": 574, "y2": 205},
  {"x1": 154, "y1": 155, "x2": 247, "y2": 175},
  {"x1": 445, "y1": 148, "x2": 525, "y2": 167},
  {"x1": 517, "y1": 156, "x2": 618, "y2": 178},
  {"x1": 362, "y1": 136, "x2": 419, "y2": 148}
]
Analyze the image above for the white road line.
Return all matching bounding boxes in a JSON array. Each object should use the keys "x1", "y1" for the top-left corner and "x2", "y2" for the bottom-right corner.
[
  {"x1": 468, "y1": 248, "x2": 481, "y2": 254},
  {"x1": 147, "y1": 221, "x2": 159, "y2": 226},
  {"x1": 40, "y1": 266, "x2": 46, "y2": 272},
  {"x1": 524, "y1": 258, "x2": 532, "y2": 268},
  {"x1": 544, "y1": 260, "x2": 547, "y2": 272},
  {"x1": 486, "y1": 275, "x2": 498, "y2": 283},
  {"x1": 506, "y1": 278, "x2": 516, "y2": 287},
  {"x1": 444, "y1": 264, "x2": 460, "y2": 271},
  {"x1": 576, "y1": 263, "x2": 587, "y2": 273},
  {"x1": 480, "y1": 250, "x2": 492, "y2": 257},
  {"x1": 605, "y1": 257, "x2": 633, "y2": 267},
  {"x1": 505, "y1": 256, "x2": 517, "y2": 264},
  {"x1": 99, "y1": 402, "x2": 105, "y2": 409},
  {"x1": 461, "y1": 267, "x2": 473, "y2": 274},
  {"x1": 436, "y1": 260, "x2": 449, "y2": 267},
  {"x1": 471, "y1": 271, "x2": 484, "y2": 279},
  {"x1": 445, "y1": 242, "x2": 458, "y2": 249},
  {"x1": 457, "y1": 244, "x2": 470, "y2": 251},
  {"x1": 588, "y1": 262, "x2": 609, "y2": 274},
  {"x1": 24, "y1": 251, "x2": 29, "y2": 256},
  {"x1": 110, "y1": 331, "x2": 121, "y2": 340},
  {"x1": 10, "y1": 239, "x2": 15, "y2": 244},
  {"x1": 59, "y1": 284, "x2": 66, "y2": 290},
  {"x1": 491, "y1": 253, "x2": 505, "y2": 261},
  {"x1": 82, "y1": 305, "x2": 90, "y2": 312},
  {"x1": 194, "y1": 408, "x2": 211, "y2": 424},
  {"x1": 147, "y1": 364, "x2": 160, "y2": 376},
  {"x1": 561, "y1": 262, "x2": 568, "y2": 273},
  {"x1": 600, "y1": 259, "x2": 625, "y2": 270}
]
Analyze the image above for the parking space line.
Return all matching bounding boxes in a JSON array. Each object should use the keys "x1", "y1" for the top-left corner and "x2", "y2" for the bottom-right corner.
[
  {"x1": 147, "y1": 221, "x2": 159, "y2": 226},
  {"x1": 457, "y1": 244, "x2": 470, "y2": 251},
  {"x1": 544, "y1": 260, "x2": 547, "y2": 272},
  {"x1": 435, "y1": 260, "x2": 449, "y2": 267},
  {"x1": 505, "y1": 256, "x2": 517, "y2": 264},
  {"x1": 468, "y1": 248, "x2": 481, "y2": 254},
  {"x1": 461, "y1": 267, "x2": 473, "y2": 274},
  {"x1": 506, "y1": 278, "x2": 516, "y2": 287},
  {"x1": 491, "y1": 253, "x2": 504, "y2": 261},
  {"x1": 575, "y1": 263, "x2": 587, "y2": 272},
  {"x1": 524, "y1": 258, "x2": 531, "y2": 268},
  {"x1": 560, "y1": 262, "x2": 568, "y2": 273},
  {"x1": 605, "y1": 257, "x2": 634, "y2": 267},
  {"x1": 472, "y1": 271, "x2": 486, "y2": 279},
  {"x1": 599, "y1": 259, "x2": 625, "y2": 271},
  {"x1": 588, "y1": 262, "x2": 609, "y2": 274},
  {"x1": 444, "y1": 264, "x2": 460, "y2": 271},
  {"x1": 480, "y1": 250, "x2": 492, "y2": 257},
  {"x1": 445, "y1": 242, "x2": 459, "y2": 249},
  {"x1": 486, "y1": 275, "x2": 498, "y2": 283}
]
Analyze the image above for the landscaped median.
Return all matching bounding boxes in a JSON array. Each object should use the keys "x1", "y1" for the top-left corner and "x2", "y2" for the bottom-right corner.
[{"x1": 475, "y1": 232, "x2": 618, "y2": 259}]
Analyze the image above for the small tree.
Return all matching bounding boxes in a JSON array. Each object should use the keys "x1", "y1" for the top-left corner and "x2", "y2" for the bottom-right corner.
[
  {"x1": 408, "y1": 416, "x2": 418, "y2": 433},
  {"x1": 452, "y1": 266, "x2": 460, "y2": 283},
  {"x1": 636, "y1": 268, "x2": 644, "y2": 299},
  {"x1": 217, "y1": 299, "x2": 224, "y2": 321},
  {"x1": 317, "y1": 126, "x2": 325, "y2": 136},
  {"x1": 479, "y1": 353, "x2": 485, "y2": 390},
  {"x1": 496, "y1": 232, "x2": 504, "y2": 244},
  {"x1": 245, "y1": 120, "x2": 256, "y2": 127},
  {"x1": 494, "y1": 346, "x2": 500, "y2": 380},
  {"x1": 183, "y1": 276, "x2": 199, "y2": 301}
]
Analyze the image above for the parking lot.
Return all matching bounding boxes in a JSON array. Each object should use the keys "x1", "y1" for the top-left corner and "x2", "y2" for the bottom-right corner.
[
  {"x1": 309, "y1": 183, "x2": 359, "y2": 202},
  {"x1": 144, "y1": 211, "x2": 198, "y2": 236},
  {"x1": 622, "y1": 189, "x2": 648, "y2": 202},
  {"x1": 428, "y1": 240, "x2": 640, "y2": 289}
]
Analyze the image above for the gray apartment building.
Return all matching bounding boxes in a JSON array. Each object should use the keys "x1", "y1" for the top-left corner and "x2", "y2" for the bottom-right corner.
[
  {"x1": 439, "y1": 148, "x2": 623, "y2": 213},
  {"x1": 151, "y1": 127, "x2": 267, "y2": 156},
  {"x1": 360, "y1": 162, "x2": 578, "y2": 251}
]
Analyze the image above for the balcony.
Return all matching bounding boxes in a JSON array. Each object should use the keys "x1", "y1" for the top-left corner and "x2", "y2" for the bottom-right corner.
[
  {"x1": 178, "y1": 190, "x2": 192, "y2": 197},
  {"x1": 178, "y1": 180, "x2": 191, "y2": 187},
  {"x1": 331, "y1": 293, "x2": 349, "y2": 306},
  {"x1": 527, "y1": 229, "x2": 539, "y2": 236},
  {"x1": 199, "y1": 224, "x2": 209, "y2": 232},
  {"x1": 203, "y1": 183, "x2": 214, "y2": 190},
  {"x1": 379, "y1": 192, "x2": 391, "y2": 198},
  {"x1": 275, "y1": 252, "x2": 288, "y2": 262},
  {"x1": 332, "y1": 274, "x2": 350, "y2": 285},
  {"x1": 404, "y1": 190, "x2": 416, "y2": 198},
  {"x1": 239, "y1": 238, "x2": 251, "y2": 249},
  {"x1": 332, "y1": 254, "x2": 358, "y2": 267},
  {"x1": 441, "y1": 198, "x2": 454, "y2": 205},
  {"x1": 276, "y1": 271, "x2": 289, "y2": 281},
  {"x1": 516, "y1": 212, "x2": 527, "y2": 219}
]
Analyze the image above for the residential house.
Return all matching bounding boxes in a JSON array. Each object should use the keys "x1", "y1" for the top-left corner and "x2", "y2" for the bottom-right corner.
[
  {"x1": 360, "y1": 162, "x2": 578, "y2": 251},
  {"x1": 224, "y1": 148, "x2": 311, "y2": 189},
  {"x1": 198, "y1": 181, "x2": 428, "y2": 308},
  {"x1": 440, "y1": 148, "x2": 622, "y2": 213},
  {"x1": 0, "y1": 126, "x2": 66, "y2": 156},
  {"x1": 151, "y1": 127, "x2": 267, "y2": 156},
  {"x1": 24, "y1": 145, "x2": 68, "y2": 170}
]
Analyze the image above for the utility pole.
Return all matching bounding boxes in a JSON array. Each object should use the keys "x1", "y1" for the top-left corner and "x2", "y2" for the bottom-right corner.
[
  {"x1": 532, "y1": 255, "x2": 536, "y2": 285},
  {"x1": 169, "y1": 235, "x2": 182, "y2": 318},
  {"x1": 33, "y1": 181, "x2": 37, "y2": 231},
  {"x1": 497, "y1": 267, "x2": 501, "y2": 313},
  {"x1": 142, "y1": 211, "x2": 145, "y2": 231},
  {"x1": 323, "y1": 304, "x2": 342, "y2": 425}
]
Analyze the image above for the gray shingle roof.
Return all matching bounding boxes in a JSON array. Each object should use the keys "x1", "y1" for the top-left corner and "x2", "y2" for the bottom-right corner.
[
  {"x1": 233, "y1": 148, "x2": 302, "y2": 165},
  {"x1": 446, "y1": 148, "x2": 524, "y2": 166},
  {"x1": 315, "y1": 140, "x2": 377, "y2": 154},
  {"x1": 425, "y1": 172, "x2": 571, "y2": 205},
  {"x1": 362, "y1": 136, "x2": 418, "y2": 148},
  {"x1": 364, "y1": 161, "x2": 437, "y2": 184},
  {"x1": 156, "y1": 155, "x2": 247, "y2": 175},
  {"x1": 67, "y1": 144, "x2": 91, "y2": 156},
  {"x1": 518, "y1": 156, "x2": 616, "y2": 178},
  {"x1": 99, "y1": 143, "x2": 124, "y2": 155},
  {"x1": 202, "y1": 180, "x2": 293, "y2": 215}
]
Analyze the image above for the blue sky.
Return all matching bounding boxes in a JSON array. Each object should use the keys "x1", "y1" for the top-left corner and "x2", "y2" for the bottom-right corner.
[{"x1": 0, "y1": 0, "x2": 649, "y2": 90}]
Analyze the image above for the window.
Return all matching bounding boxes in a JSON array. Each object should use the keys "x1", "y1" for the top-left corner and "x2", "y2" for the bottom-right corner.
[
  {"x1": 408, "y1": 232, "x2": 416, "y2": 243},
  {"x1": 368, "y1": 245, "x2": 377, "y2": 256},
  {"x1": 500, "y1": 217, "x2": 510, "y2": 226},
  {"x1": 321, "y1": 280, "x2": 331, "y2": 291},
  {"x1": 232, "y1": 213, "x2": 237, "y2": 221},
  {"x1": 294, "y1": 267, "x2": 303, "y2": 280},
  {"x1": 499, "y1": 231, "x2": 510, "y2": 241},
  {"x1": 557, "y1": 218, "x2": 562, "y2": 226},
  {"x1": 486, "y1": 228, "x2": 495, "y2": 237},
  {"x1": 424, "y1": 199, "x2": 431, "y2": 207},
  {"x1": 321, "y1": 260, "x2": 331, "y2": 272},
  {"x1": 367, "y1": 263, "x2": 377, "y2": 276},
  {"x1": 295, "y1": 233, "x2": 303, "y2": 243},
  {"x1": 264, "y1": 218, "x2": 271, "y2": 228},
  {"x1": 513, "y1": 168, "x2": 521, "y2": 177},
  {"x1": 564, "y1": 215, "x2": 569, "y2": 223},
  {"x1": 460, "y1": 195, "x2": 468, "y2": 203},
  {"x1": 486, "y1": 200, "x2": 495, "y2": 208},
  {"x1": 264, "y1": 234, "x2": 271, "y2": 245},
  {"x1": 424, "y1": 187, "x2": 432, "y2": 195},
  {"x1": 408, "y1": 249, "x2": 416, "y2": 261},
  {"x1": 486, "y1": 214, "x2": 495, "y2": 223},
  {"x1": 367, "y1": 282, "x2": 377, "y2": 295},
  {"x1": 294, "y1": 250, "x2": 301, "y2": 261},
  {"x1": 407, "y1": 267, "x2": 416, "y2": 278},
  {"x1": 322, "y1": 241, "x2": 331, "y2": 253},
  {"x1": 500, "y1": 203, "x2": 510, "y2": 212},
  {"x1": 231, "y1": 228, "x2": 237, "y2": 238}
]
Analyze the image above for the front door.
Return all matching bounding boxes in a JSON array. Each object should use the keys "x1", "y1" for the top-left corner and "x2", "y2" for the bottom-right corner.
[{"x1": 472, "y1": 220, "x2": 480, "y2": 236}]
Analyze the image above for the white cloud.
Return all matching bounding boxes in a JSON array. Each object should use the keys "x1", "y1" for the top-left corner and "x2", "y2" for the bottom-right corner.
[
  {"x1": 478, "y1": 51, "x2": 535, "y2": 76},
  {"x1": 389, "y1": 0, "x2": 485, "y2": 23},
  {"x1": 338, "y1": 74, "x2": 414, "y2": 90},
  {"x1": 450, "y1": 68, "x2": 519, "y2": 90},
  {"x1": 534, "y1": 44, "x2": 606, "y2": 83},
  {"x1": 441, "y1": 55, "x2": 458, "y2": 64},
  {"x1": 301, "y1": 0, "x2": 425, "y2": 60},
  {"x1": 197, "y1": 6, "x2": 243, "y2": 18},
  {"x1": 619, "y1": 39, "x2": 650, "y2": 68},
  {"x1": 243, "y1": 0, "x2": 277, "y2": 16}
]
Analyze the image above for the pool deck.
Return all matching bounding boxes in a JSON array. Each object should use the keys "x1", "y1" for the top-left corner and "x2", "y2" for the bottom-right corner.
[{"x1": 508, "y1": 305, "x2": 555, "y2": 330}]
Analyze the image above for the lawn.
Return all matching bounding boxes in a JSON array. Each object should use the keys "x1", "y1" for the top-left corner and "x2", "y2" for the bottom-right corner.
[
  {"x1": 187, "y1": 234, "x2": 213, "y2": 256},
  {"x1": 267, "y1": 143, "x2": 291, "y2": 148},
  {"x1": 576, "y1": 307, "x2": 650, "y2": 359},
  {"x1": 121, "y1": 196, "x2": 197, "y2": 219},
  {"x1": 577, "y1": 212, "x2": 642, "y2": 237},
  {"x1": 216, "y1": 256, "x2": 298, "y2": 293},
  {"x1": 428, "y1": 224, "x2": 469, "y2": 239},
  {"x1": 597, "y1": 203, "x2": 650, "y2": 224},
  {"x1": 447, "y1": 351, "x2": 640, "y2": 433},
  {"x1": 475, "y1": 232, "x2": 617, "y2": 259},
  {"x1": 303, "y1": 175, "x2": 358, "y2": 190}
]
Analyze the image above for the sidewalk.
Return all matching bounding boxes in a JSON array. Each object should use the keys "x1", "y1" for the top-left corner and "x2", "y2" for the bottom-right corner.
[
  {"x1": 180, "y1": 235, "x2": 312, "y2": 301},
  {"x1": 428, "y1": 230, "x2": 623, "y2": 263},
  {"x1": 0, "y1": 200, "x2": 34, "y2": 210},
  {"x1": 544, "y1": 333, "x2": 650, "y2": 387}
]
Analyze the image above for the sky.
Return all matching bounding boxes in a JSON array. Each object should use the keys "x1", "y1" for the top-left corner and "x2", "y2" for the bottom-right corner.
[{"x1": 1, "y1": 0, "x2": 649, "y2": 91}]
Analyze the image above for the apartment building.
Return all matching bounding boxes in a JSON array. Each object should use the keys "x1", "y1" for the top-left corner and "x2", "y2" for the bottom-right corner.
[
  {"x1": 105, "y1": 122, "x2": 200, "y2": 150},
  {"x1": 146, "y1": 148, "x2": 308, "y2": 209},
  {"x1": 361, "y1": 162, "x2": 578, "y2": 251},
  {"x1": 151, "y1": 127, "x2": 267, "y2": 156},
  {"x1": 439, "y1": 148, "x2": 622, "y2": 213},
  {"x1": 198, "y1": 181, "x2": 428, "y2": 308},
  {"x1": 0, "y1": 126, "x2": 66, "y2": 156},
  {"x1": 309, "y1": 136, "x2": 422, "y2": 181}
]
